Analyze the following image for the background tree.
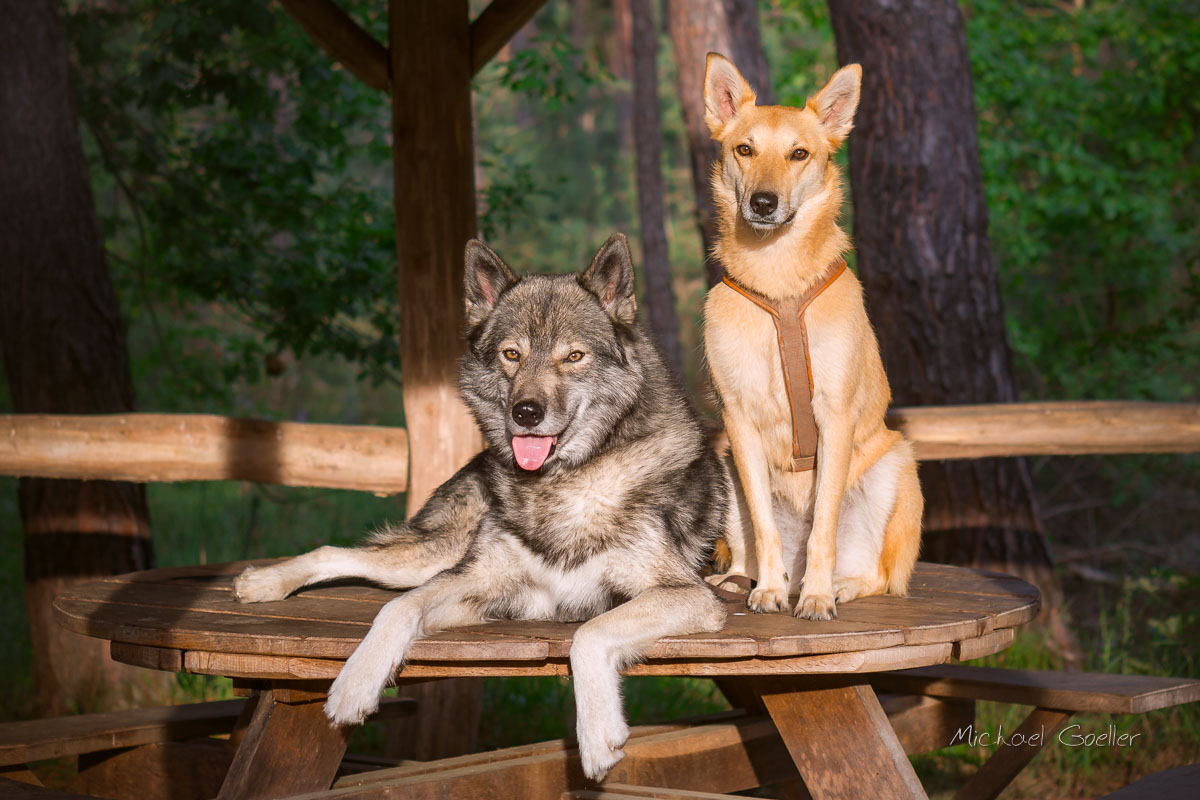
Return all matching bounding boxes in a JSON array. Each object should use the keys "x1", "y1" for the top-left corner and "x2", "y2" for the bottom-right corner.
[
  {"x1": 630, "y1": 0, "x2": 683, "y2": 373},
  {"x1": 825, "y1": 0, "x2": 1077, "y2": 658},
  {"x1": 0, "y1": 0, "x2": 169, "y2": 714},
  {"x1": 668, "y1": 0, "x2": 773, "y2": 287}
]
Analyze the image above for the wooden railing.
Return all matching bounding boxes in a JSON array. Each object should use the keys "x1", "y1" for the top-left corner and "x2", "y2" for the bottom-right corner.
[
  {"x1": 887, "y1": 401, "x2": 1200, "y2": 460},
  {"x1": 0, "y1": 414, "x2": 409, "y2": 495},
  {"x1": 1, "y1": 402, "x2": 1197, "y2": 494}
]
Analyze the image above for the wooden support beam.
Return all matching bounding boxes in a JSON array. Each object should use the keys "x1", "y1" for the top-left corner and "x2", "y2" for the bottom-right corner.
[
  {"x1": 389, "y1": 0, "x2": 481, "y2": 515},
  {"x1": 216, "y1": 690, "x2": 351, "y2": 800},
  {"x1": 277, "y1": 0, "x2": 390, "y2": 91},
  {"x1": 756, "y1": 679, "x2": 927, "y2": 800},
  {"x1": 470, "y1": 0, "x2": 549, "y2": 75},
  {"x1": 0, "y1": 414, "x2": 408, "y2": 494},
  {"x1": 888, "y1": 401, "x2": 1200, "y2": 460},
  {"x1": 388, "y1": 0, "x2": 485, "y2": 763}
]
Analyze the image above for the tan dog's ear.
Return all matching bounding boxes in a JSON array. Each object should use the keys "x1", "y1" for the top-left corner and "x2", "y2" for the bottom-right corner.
[
  {"x1": 808, "y1": 64, "x2": 861, "y2": 147},
  {"x1": 464, "y1": 239, "x2": 518, "y2": 329},
  {"x1": 704, "y1": 53, "x2": 757, "y2": 137}
]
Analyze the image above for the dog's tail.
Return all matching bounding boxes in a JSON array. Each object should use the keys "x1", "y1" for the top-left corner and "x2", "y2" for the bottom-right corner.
[{"x1": 880, "y1": 439, "x2": 923, "y2": 597}]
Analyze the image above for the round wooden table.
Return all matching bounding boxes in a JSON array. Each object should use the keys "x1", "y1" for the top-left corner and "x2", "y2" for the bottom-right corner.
[{"x1": 54, "y1": 560, "x2": 1039, "y2": 800}]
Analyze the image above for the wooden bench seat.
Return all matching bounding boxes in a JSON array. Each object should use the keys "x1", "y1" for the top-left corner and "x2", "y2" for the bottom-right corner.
[
  {"x1": 870, "y1": 665, "x2": 1200, "y2": 800},
  {"x1": 0, "y1": 696, "x2": 415, "y2": 799},
  {"x1": 0, "y1": 699, "x2": 250, "y2": 769},
  {"x1": 871, "y1": 664, "x2": 1200, "y2": 714}
]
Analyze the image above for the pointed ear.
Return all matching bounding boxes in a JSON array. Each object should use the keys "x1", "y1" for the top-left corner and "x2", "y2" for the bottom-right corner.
[
  {"x1": 807, "y1": 64, "x2": 861, "y2": 146},
  {"x1": 580, "y1": 233, "x2": 637, "y2": 325},
  {"x1": 704, "y1": 53, "x2": 757, "y2": 137},
  {"x1": 463, "y1": 239, "x2": 518, "y2": 329}
]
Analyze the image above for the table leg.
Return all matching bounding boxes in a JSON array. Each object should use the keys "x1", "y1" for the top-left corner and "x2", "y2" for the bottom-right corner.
[
  {"x1": 217, "y1": 687, "x2": 350, "y2": 800},
  {"x1": 755, "y1": 677, "x2": 927, "y2": 800}
]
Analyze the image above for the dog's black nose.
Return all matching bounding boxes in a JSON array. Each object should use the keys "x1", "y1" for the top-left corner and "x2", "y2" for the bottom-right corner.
[
  {"x1": 749, "y1": 191, "x2": 778, "y2": 217},
  {"x1": 511, "y1": 401, "x2": 545, "y2": 428}
]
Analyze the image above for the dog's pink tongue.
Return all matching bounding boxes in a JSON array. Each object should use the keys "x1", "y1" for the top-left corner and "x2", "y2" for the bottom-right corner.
[{"x1": 512, "y1": 436, "x2": 555, "y2": 471}]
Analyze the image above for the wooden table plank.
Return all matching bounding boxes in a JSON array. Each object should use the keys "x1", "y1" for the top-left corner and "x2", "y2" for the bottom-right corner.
[{"x1": 55, "y1": 562, "x2": 1035, "y2": 669}]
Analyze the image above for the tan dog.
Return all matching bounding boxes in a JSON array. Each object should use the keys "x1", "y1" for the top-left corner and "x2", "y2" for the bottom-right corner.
[{"x1": 702, "y1": 53, "x2": 922, "y2": 620}]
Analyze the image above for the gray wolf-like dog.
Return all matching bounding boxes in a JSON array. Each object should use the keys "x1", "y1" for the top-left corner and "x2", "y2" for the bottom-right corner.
[{"x1": 233, "y1": 234, "x2": 731, "y2": 780}]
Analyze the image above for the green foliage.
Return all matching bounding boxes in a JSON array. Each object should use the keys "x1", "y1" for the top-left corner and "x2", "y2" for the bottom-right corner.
[
  {"x1": 65, "y1": 0, "x2": 398, "y2": 409},
  {"x1": 498, "y1": 31, "x2": 611, "y2": 112},
  {"x1": 965, "y1": 0, "x2": 1200, "y2": 400}
]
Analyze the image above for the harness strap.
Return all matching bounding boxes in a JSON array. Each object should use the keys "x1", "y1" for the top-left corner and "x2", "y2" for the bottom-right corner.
[{"x1": 721, "y1": 260, "x2": 847, "y2": 471}]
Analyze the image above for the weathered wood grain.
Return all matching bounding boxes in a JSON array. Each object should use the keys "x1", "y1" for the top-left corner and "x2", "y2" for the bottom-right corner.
[
  {"x1": 55, "y1": 562, "x2": 1037, "y2": 672},
  {"x1": 757, "y1": 679, "x2": 927, "y2": 800},
  {"x1": 216, "y1": 691, "x2": 350, "y2": 799},
  {"x1": 0, "y1": 414, "x2": 408, "y2": 494}
]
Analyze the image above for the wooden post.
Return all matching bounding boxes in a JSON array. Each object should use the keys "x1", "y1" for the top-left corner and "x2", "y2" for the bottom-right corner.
[
  {"x1": 389, "y1": 0, "x2": 482, "y2": 516},
  {"x1": 386, "y1": 0, "x2": 484, "y2": 760}
]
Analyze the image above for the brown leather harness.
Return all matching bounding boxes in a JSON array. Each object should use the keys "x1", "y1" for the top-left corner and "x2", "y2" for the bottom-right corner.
[{"x1": 721, "y1": 260, "x2": 847, "y2": 472}]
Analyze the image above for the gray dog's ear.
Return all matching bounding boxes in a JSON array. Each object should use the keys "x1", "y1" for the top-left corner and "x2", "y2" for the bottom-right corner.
[
  {"x1": 464, "y1": 239, "x2": 518, "y2": 328},
  {"x1": 581, "y1": 233, "x2": 637, "y2": 325}
]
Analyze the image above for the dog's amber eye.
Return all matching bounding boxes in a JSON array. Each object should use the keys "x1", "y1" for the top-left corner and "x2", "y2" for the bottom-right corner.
[
  {"x1": 502, "y1": 349, "x2": 520, "y2": 362},
  {"x1": 566, "y1": 351, "x2": 585, "y2": 363},
  {"x1": 792, "y1": 148, "x2": 810, "y2": 161},
  {"x1": 735, "y1": 144, "x2": 752, "y2": 157}
]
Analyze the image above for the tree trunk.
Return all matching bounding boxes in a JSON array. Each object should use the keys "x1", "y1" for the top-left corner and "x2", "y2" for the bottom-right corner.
[
  {"x1": 826, "y1": 0, "x2": 1078, "y2": 663},
  {"x1": 0, "y1": 0, "x2": 168, "y2": 715},
  {"x1": 610, "y1": 0, "x2": 634, "y2": 148},
  {"x1": 629, "y1": 0, "x2": 683, "y2": 375},
  {"x1": 668, "y1": 0, "x2": 773, "y2": 287}
]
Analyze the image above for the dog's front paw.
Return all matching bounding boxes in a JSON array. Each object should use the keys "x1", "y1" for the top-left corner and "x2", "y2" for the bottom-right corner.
[
  {"x1": 795, "y1": 592, "x2": 837, "y2": 620},
  {"x1": 747, "y1": 584, "x2": 790, "y2": 614},
  {"x1": 324, "y1": 654, "x2": 389, "y2": 727},
  {"x1": 232, "y1": 565, "x2": 290, "y2": 604},
  {"x1": 578, "y1": 719, "x2": 629, "y2": 782}
]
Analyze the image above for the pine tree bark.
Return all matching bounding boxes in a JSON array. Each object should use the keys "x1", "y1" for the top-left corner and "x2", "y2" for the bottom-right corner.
[
  {"x1": 630, "y1": 0, "x2": 683, "y2": 374},
  {"x1": 668, "y1": 0, "x2": 773, "y2": 287},
  {"x1": 0, "y1": 0, "x2": 168, "y2": 714},
  {"x1": 826, "y1": 0, "x2": 1078, "y2": 661}
]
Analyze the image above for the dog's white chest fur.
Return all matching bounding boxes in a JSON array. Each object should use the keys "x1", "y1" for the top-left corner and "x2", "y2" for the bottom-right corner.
[{"x1": 521, "y1": 554, "x2": 615, "y2": 619}]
